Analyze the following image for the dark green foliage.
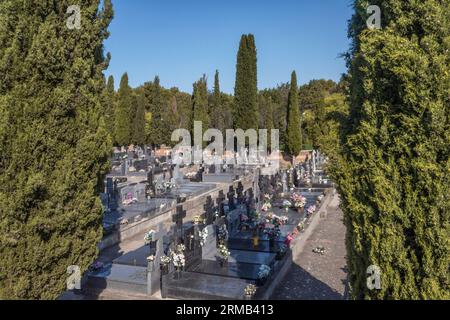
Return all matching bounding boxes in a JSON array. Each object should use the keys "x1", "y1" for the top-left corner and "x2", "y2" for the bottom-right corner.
[
  {"x1": 132, "y1": 93, "x2": 146, "y2": 146},
  {"x1": 285, "y1": 71, "x2": 302, "y2": 156},
  {"x1": 114, "y1": 73, "x2": 132, "y2": 146},
  {"x1": 0, "y1": 0, "x2": 113, "y2": 299},
  {"x1": 233, "y1": 34, "x2": 258, "y2": 130},
  {"x1": 192, "y1": 75, "x2": 210, "y2": 133},
  {"x1": 210, "y1": 70, "x2": 224, "y2": 132},
  {"x1": 333, "y1": 0, "x2": 450, "y2": 299},
  {"x1": 103, "y1": 75, "x2": 116, "y2": 140}
]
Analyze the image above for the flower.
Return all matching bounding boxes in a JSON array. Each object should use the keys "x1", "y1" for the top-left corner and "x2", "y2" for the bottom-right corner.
[
  {"x1": 244, "y1": 284, "x2": 257, "y2": 297},
  {"x1": 147, "y1": 255, "x2": 155, "y2": 262},
  {"x1": 160, "y1": 255, "x2": 171, "y2": 265},
  {"x1": 144, "y1": 229, "x2": 156, "y2": 244},
  {"x1": 257, "y1": 265, "x2": 271, "y2": 280},
  {"x1": 217, "y1": 243, "x2": 231, "y2": 260},
  {"x1": 307, "y1": 205, "x2": 316, "y2": 215},
  {"x1": 291, "y1": 193, "x2": 306, "y2": 208},
  {"x1": 199, "y1": 228, "x2": 209, "y2": 247},
  {"x1": 193, "y1": 215, "x2": 202, "y2": 225}
]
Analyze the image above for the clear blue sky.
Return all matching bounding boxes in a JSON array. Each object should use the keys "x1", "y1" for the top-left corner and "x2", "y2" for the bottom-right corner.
[{"x1": 104, "y1": 0, "x2": 353, "y2": 94}]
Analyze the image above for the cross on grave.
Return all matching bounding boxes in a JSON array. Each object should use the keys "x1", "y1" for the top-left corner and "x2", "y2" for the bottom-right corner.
[
  {"x1": 203, "y1": 196, "x2": 216, "y2": 225},
  {"x1": 216, "y1": 190, "x2": 226, "y2": 218},
  {"x1": 227, "y1": 186, "x2": 236, "y2": 211},
  {"x1": 236, "y1": 182, "x2": 245, "y2": 205},
  {"x1": 172, "y1": 205, "x2": 186, "y2": 242},
  {"x1": 147, "y1": 222, "x2": 165, "y2": 295}
]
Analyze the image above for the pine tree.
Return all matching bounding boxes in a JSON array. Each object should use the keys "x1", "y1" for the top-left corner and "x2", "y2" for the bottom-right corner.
[
  {"x1": 334, "y1": 0, "x2": 450, "y2": 299},
  {"x1": 286, "y1": 71, "x2": 302, "y2": 157},
  {"x1": 114, "y1": 73, "x2": 132, "y2": 146},
  {"x1": 234, "y1": 34, "x2": 258, "y2": 131},
  {"x1": 132, "y1": 93, "x2": 146, "y2": 146},
  {"x1": 0, "y1": 0, "x2": 113, "y2": 299}
]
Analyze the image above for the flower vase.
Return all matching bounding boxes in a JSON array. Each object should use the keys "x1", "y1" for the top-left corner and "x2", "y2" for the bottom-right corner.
[{"x1": 174, "y1": 268, "x2": 182, "y2": 280}]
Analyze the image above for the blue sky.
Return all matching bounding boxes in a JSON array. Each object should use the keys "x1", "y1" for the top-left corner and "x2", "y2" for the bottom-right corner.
[{"x1": 104, "y1": 0, "x2": 353, "y2": 94}]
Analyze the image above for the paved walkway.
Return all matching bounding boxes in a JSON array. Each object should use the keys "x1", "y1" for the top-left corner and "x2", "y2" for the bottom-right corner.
[{"x1": 271, "y1": 193, "x2": 348, "y2": 300}]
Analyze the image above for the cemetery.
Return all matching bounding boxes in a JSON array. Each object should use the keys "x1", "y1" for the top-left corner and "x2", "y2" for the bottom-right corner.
[{"x1": 86, "y1": 147, "x2": 333, "y2": 300}]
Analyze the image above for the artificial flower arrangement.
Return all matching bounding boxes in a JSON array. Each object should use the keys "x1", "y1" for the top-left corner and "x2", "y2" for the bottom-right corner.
[
  {"x1": 244, "y1": 284, "x2": 257, "y2": 298},
  {"x1": 264, "y1": 194, "x2": 272, "y2": 202},
  {"x1": 193, "y1": 215, "x2": 202, "y2": 225},
  {"x1": 218, "y1": 225, "x2": 229, "y2": 242},
  {"x1": 170, "y1": 244, "x2": 186, "y2": 270},
  {"x1": 199, "y1": 228, "x2": 209, "y2": 247},
  {"x1": 306, "y1": 205, "x2": 316, "y2": 216},
  {"x1": 217, "y1": 243, "x2": 231, "y2": 261},
  {"x1": 271, "y1": 214, "x2": 288, "y2": 226},
  {"x1": 261, "y1": 202, "x2": 272, "y2": 212},
  {"x1": 147, "y1": 255, "x2": 155, "y2": 262},
  {"x1": 160, "y1": 255, "x2": 171, "y2": 265},
  {"x1": 265, "y1": 226, "x2": 281, "y2": 240},
  {"x1": 282, "y1": 200, "x2": 292, "y2": 211},
  {"x1": 144, "y1": 229, "x2": 156, "y2": 245},
  {"x1": 317, "y1": 194, "x2": 324, "y2": 202},
  {"x1": 257, "y1": 265, "x2": 271, "y2": 282},
  {"x1": 291, "y1": 193, "x2": 306, "y2": 208}
]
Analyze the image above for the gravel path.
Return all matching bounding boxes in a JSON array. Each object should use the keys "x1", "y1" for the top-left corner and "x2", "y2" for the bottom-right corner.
[{"x1": 271, "y1": 194, "x2": 348, "y2": 300}]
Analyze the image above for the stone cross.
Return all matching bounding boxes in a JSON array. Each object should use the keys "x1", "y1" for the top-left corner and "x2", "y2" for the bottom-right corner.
[
  {"x1": 172, "y1": 205, "x2": 186, "y2": 242},
  {"x1": 227, "y1": 186, "x2": 236, "y2": 211},
  {"x1": 204, "y1": 196, "x2": 216, "y2": 225},
  {"x1": 236, "y1": 182, "x2": 244, "y2": 205},
  {"x1": 216, "y1": 190, "x2": 226, "y2": 218},
  {"x1": 147, "y1": 222, "x2": 165, "y2": 295}
]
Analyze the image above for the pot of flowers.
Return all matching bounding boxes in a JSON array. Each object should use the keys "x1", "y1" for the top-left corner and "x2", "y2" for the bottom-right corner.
[
  {"x1": 160, "y1": 255, "x2": 171, "y2": 275},
  {"x1": 244, "y1": 284, "x2": 257, "y2": 300},
  {"x1": 216, "y1": 243, "x2": 231, "y2": 268},
  {"x1": 256, "y1": 265, "x2": 271, "y2": 286},
  {"x1": 276, "y1": 244, "x2": 288, "y2": 260},
  {"x1": 170, "y1": 244, "x2": 186, "y2": 279}
]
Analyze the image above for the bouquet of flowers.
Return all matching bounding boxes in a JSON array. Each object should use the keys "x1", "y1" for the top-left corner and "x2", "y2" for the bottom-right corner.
[
  {"x1": 217, "y1": 243, "x2": 231, "y2": 260},
  {"x1": 317, "y1": 194, "x2": 324, "y2": 202},
  {"x1": 264, "y1": 194, "x2": 272, "y2": 202},
  {"x1": 176, "y1": 244, "x2": 186, "y2": 253},
  {"x1": 218, "y1": 225, "x2": 229, "y2": 242},
  {"x1": 199, "y1": 228, "x2": 209, "y2": 247},
  {"x1": 265, "y1": 226, "x2": 281, "y2": 240},
  {"x1": 160, "y1": 255, "x2": 171, "y2": 265},
  {"x1": 244, "y1": 284, "x2": 257, "y2": 298},
  {"x1": 171, "y1": 251, "x2": 185, "y2": 269},
  {"x1": 261, "y1": 202, "x2": 272, "y2": 212},
  {"x1": 291, "y1": 193, "x2": 306, "y2": 208},
  {"x1": 282, "y1": 200, "x2": 292, "y2": 212},
  {"x1": 257, "y1": 265, "x2": 271, "y2": 280},
  {"x1": 193, "y1": 215, "x2": 202, "y2": 225},
  {"x1": 144, "y1": 229, "x2": 156, "y2": 245},
  {"x1": 306, "y1": 205, "x2": 316, "y2": 215}
]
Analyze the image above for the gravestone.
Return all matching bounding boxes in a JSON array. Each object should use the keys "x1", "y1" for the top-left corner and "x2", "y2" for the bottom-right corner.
[
  {"x1": 183, "y1": 223, "x2": 202, "y2": 270},
  {"x1": 201, "y1": 224, "x2": 217, "y2": 261},
  {"x1": 147, "y1": 223, "x2": 165, "y2": 295},
  {"x1": 236, "y1": 182, "x2": 244, "y2": 205}
]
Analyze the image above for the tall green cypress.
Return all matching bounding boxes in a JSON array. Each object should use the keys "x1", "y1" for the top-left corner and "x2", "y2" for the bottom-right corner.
[
  {"x1": 286, "y1": 71, "x2": 302, "y2": 156},
  {"x1": 210, "y1": 70, "x2": 224, "y2": 132},
  {"x1": 234, "y1": 34, "x2": 258, "y2": 130},
  {"x1": 104, "y1": 75, "x2": 116, "y2": 140},
  {"x1": 149, "y1": 76, "x2": 163, "y2": 147},
  {"x1": 192, "y1": 75, "x2": 210, "y2": 136},
  {"x1": 132, "y1": 93, "x2": 146, "y2": 146},
  {"x1": 335, "y1": 0, "x2": 450, "y2": 299},
  {"x1": 114, "y1": 73, "x2": 132, "y2": 146},
  {"x1": 0, "y1": 0, "x2": 113, "y2": 299}
]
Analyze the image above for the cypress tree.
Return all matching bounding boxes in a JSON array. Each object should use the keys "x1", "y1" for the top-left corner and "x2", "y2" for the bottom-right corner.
[
  {"x1": 104, "y1": 75, "x2": 116, "y2": 140},
  {"x1": 132, "y1": 93, "x2": 146, "y2": 146},
  {"x1": 149, "y1": 76, "x2": 163, "y2": 147},
  {"x1": 210, "y1": 70, "x2": 224, "y2": 132},
  {"x1": 114, "y1": 73, "x2": 132, "y2": 146},
  {"x1": 335, "y1": 0, "x2": 450, "y2": 299},
  {"x1": 192, "y1": 75, "x2": 210, "y2": 132},
  {"x1": 286, "y1": 71, "x2": 302, "y2": 157},
  {"x1": 234, "y1": 34, "x2": 258, "y2": 131},
  {"x1": 0, "y1": 0, "x2": 113, "y2": 299}
]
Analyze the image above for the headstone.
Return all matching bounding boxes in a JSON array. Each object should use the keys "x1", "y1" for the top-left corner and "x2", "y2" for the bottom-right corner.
[
  {"x1": 204, "y1": 196, "x2": 216, "y2": 225},
  {"x1": 147, "y1": 223, "x2": 165, "y2": 295},
  {"x1": 236, "y1": 182, "x2": 244, "y2": 205},
  {"x1": 216, "y1": 190, "x2": 226, "y2": 217},
  {"x1": 201, "y1": 224, "x2": 217, "y2": 261}
]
